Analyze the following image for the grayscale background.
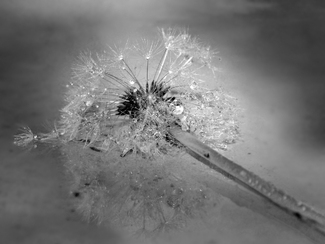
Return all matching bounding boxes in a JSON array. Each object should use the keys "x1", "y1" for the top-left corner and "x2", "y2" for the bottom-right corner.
[{"x1": 1, "y1": 1, "x2": 325, "y2": 243}]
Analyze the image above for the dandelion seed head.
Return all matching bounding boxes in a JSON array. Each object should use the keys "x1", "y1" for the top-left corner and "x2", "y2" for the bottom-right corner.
[{"x1": 14, "y1": 28, "x2": 240, "y2": 237}]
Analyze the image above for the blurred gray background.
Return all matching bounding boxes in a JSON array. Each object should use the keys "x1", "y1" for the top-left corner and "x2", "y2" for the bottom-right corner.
[{"x1": 1, "y1": 0, "x2": 325, "y2": 243}]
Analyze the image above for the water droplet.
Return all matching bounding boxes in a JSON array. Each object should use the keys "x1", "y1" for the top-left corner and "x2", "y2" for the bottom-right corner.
[
  {"x1": 173, "y1": 105, "x2": 184, "y2": 115},
  {"x1": 239, "y1": 170, "x2": 247, "y2": 178}
]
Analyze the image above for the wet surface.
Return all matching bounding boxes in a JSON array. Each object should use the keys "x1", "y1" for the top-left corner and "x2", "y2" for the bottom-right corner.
[{"x1": 1, "y1": 0, "x2": 325, "y2": 243}]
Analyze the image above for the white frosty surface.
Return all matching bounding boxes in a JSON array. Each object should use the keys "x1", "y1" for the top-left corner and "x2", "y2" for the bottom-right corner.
[{"x1": 1, "y1": 1, "x2": 325, "y2": 244}]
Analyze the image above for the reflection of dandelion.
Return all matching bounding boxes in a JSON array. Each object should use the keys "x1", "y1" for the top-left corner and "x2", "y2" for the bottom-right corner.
[
  {"x1": 65, "y1": 144, "x2": 218, "y2": 237},
  {"x1": 14, "y1": 28, "x2": 240, "y2": 236}
]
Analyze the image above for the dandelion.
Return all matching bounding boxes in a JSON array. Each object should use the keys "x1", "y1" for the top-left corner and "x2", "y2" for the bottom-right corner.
[
  {"x1": 14, "y1": 28, "x2": 324, "y2": 240},
  {"x1": 38, "y1": 27, "x2": 236, "y2": 156},
  {"x1": 14, "y1": 28, "x2": 239, "y2": 236}
]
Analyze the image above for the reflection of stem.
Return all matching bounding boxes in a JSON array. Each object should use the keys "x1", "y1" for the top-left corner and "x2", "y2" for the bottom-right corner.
[{"x1": 169, "y1": 126, "x2": 325, "y2": 241}]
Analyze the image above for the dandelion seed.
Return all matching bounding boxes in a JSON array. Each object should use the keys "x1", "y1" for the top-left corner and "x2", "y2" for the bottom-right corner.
[{"x1": 13, "y1": 126, "x2": 35, "y2": 147}]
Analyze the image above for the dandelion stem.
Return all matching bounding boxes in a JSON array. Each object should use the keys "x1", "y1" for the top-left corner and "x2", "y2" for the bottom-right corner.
[{"x1": 169, "y1": 126, "x2": 325, "y2": 240}]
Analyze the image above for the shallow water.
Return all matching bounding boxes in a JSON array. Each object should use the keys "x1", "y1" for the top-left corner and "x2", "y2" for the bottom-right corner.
[{"x1": 1, "y1": 1, "x2": 325, "y2": 243}]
